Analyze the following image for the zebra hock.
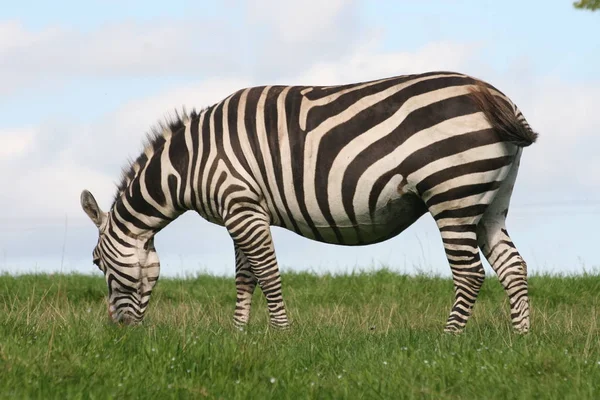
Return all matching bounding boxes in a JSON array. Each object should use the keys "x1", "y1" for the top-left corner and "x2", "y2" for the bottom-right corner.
[{"x1": 80, "y1": 71, "x2": 537, "y2": 333}]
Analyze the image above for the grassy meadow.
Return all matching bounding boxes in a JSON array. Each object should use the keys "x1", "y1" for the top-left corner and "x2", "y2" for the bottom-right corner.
[{"x1": 1, "y1": 270, "x2": 600, "y2": 399}]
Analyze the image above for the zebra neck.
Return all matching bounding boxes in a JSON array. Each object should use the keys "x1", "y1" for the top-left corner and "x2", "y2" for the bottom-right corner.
[
  {"x1": 110, "y1": 106, "x2": 224, "y2": 235},
  {"x1": 111, "y1": 183, "x2": 184, "y2": 239}
]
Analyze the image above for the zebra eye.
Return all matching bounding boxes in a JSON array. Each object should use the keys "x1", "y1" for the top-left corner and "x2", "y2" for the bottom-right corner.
[{"x1": 93, "y1": 257, "x2": 101, "y2": 267}]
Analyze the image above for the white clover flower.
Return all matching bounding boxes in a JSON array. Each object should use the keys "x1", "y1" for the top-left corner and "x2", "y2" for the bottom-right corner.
[{"x1": 270, "y1": 377, "x2": 276, "y2": 384}]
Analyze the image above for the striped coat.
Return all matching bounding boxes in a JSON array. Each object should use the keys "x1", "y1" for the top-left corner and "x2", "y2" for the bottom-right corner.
[{"x1": 81, "y1": 71, "x2": 537, "y2": 333}]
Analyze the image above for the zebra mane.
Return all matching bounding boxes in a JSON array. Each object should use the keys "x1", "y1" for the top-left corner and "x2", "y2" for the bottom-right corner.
[{"x1": 112, "y1": 107, "x2": 199, "y2": 206}]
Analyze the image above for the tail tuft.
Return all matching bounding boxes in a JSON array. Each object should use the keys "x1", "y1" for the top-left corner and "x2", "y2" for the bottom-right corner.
[{"x1": 468, "y1": 82, "x2": 538, "y2": 147}]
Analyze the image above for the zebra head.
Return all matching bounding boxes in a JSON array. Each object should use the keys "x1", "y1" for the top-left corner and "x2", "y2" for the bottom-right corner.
[{"x1": 80, "y1": 190, "x2": 160, "y2": 325}]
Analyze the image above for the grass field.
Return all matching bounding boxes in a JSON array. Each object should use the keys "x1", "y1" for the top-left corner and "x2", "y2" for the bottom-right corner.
[{"x1": 1, "y1": 270, "x2": 600, "y2": 399}]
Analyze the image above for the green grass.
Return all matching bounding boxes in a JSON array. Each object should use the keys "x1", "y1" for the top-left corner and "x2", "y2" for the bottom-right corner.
[{"x1": 1, "y1": 270, "x2": 600, "y2": 399}]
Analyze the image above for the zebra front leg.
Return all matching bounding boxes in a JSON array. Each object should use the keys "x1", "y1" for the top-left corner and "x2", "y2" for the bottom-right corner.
[
  {"x1": 233, "y1": 246, "x2": 257, "y2": 328},
  {"x1": 477, "y1": 218, "x2": 530, "y2": 333},
  {"x1": 225, "y1": 211, "x2": 289, "y2": 329},
  {"x1": 438, "y1": 224, "x2": 486, "y2": 333}
]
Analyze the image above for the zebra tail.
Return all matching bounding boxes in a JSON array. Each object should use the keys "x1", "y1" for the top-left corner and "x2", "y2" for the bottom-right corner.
[{"x1": 468, "y1": 82, "x2": 539, "y2": 147}]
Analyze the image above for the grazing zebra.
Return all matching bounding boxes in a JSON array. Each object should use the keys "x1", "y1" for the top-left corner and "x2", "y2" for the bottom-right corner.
[{"x1": 80, "y1": 71, "x2": 537, "y2": 333}]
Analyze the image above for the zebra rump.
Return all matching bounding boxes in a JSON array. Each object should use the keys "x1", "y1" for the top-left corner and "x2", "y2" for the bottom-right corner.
[{"x1": 468, "y1": 84, "x2": 537, "y2": 147}]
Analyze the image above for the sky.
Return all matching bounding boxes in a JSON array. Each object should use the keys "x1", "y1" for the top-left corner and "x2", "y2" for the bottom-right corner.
[{"x1": 0, "y1": 0, "x2": 599, "y2": 278}]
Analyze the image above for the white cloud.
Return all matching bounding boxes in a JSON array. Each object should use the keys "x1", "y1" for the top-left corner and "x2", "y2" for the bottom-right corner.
[
  {"x1": 289, "y1": 40, "x2": 477, "y2": 85},
  {"x1": 248, "y1": 0, "x2": 353, "y2": 43},
  {"x1": 0, "y1": 21, "x2": 65, "y2": 95},
  {"x1": 68, "y1": 77, "x2": 253, "y2": 179},
  {"x1": 0, "y1": 2, "x2": 364, "y2": 96},
  {"x1": 0, "y1": 127, "x2": 34, "y2": 160},
  {"x1": 0, "y1": 19, "x2": 248, "y2": 97},
  {"x1": 0, "y1": 20, "x2": 62, "y2": 52},
  {"x1": 0, "y1": 78, "x2": 252, "y2": 222},
  {"x1": 490, "y1": 74, "x2": 600, "y2": 194},
  {"x1": 16, "y1": 159, "x2": 115, "y2": 221}
]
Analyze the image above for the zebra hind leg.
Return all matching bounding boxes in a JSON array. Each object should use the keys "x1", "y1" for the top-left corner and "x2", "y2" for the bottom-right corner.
[
  {"x1": 476, "y1": 149, "x2": 530, "y2": 334},
  {"x1": 477, "y1": 213, "x2": 530, "y2": 334},
  {"x1": 438, "y1": 222, "x2": 486, "y2": 333},
  {"x1": 233, "y1": 246, "x2": 258, "y2": 329},
  {"x1": 427, "y1": 148, "x2": 522, "y2": 333},
  {"x1": 225, "y1": 210, "x2": 290, "y2": 329}
]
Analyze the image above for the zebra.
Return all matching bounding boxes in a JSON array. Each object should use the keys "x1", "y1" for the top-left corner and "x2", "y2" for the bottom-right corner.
[{"x1": 80, "y1": 71, "x2": 537, "y2": 333}]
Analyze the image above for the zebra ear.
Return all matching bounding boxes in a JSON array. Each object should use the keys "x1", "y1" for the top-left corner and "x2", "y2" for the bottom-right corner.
[{"x1": 80, "y1": 190, "x2": 106, "y2": 229}]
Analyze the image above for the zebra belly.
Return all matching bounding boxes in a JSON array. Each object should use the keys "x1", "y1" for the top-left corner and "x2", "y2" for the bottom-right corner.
[{"x1": 280, "y1": 191, "x2": 427, "y2": 246}]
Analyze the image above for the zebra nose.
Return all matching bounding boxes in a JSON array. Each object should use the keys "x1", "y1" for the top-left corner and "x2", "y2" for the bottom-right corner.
[
  {"x1": 114, "y1": 311, "x2": 140, "y2": 326},
  {"x1": 120, "y1": 313, "x2": 136, "y2": 325}
]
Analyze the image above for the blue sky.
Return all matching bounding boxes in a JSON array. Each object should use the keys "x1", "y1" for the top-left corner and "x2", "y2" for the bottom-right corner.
[
  {"x1": 2, "y1": 1, "x2": 598, "y2": 125},
  {"x1": 363, "y1": 1, "x2": 599, "y2": 79},
  {"x1": 0, "y1": 0, "x2": 598, "y2": 277}
]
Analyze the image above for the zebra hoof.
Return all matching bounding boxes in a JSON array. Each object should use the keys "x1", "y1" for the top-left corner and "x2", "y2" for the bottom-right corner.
[
  {"x1": 233, "y1": 319, "x2": 249, "y2": 331},
  {"x1": 270, "y1": 322, "x2": 291, "y2": 331},
  {"x1": 443, "y1": 326, "x2": 464, "y2": 335},
  {"x1": 513, "y1": 325, "x2": 530, "y2": 335}
]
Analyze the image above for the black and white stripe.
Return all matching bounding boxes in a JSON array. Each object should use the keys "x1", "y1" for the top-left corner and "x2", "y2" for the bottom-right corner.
[{"x1": 81, "y1": 71, "x2": 537, "y2": 333}]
